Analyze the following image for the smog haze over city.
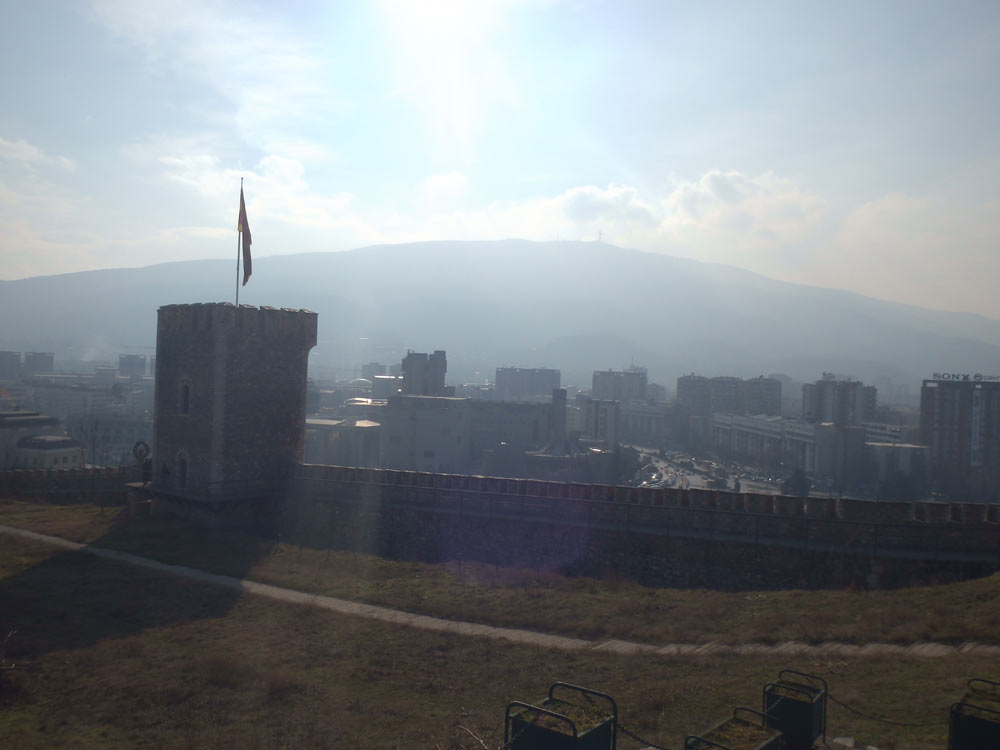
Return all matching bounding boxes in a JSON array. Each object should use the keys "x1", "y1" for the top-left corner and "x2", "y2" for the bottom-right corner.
[
  {"x1": 2, "y1": 0, "x2": 999, "y2": 321},
  {"x1": 7, "y1": 5, "x2": 1000, "y2": 749}
]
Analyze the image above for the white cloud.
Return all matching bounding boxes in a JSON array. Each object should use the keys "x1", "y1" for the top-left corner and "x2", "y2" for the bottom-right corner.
[
  {"x1": 377, "y1": 0, "x2": 523, "y2": 155},
  {"x1": 0, "y1": 136, "x2": 76, "y2": 171},
  {"x1": 809, "y1": 193, "x2": 1000, "y2": 317},
  {"x1": 561, "y1": 184, "x2": 658, "y2": 227},
  {"x1": 0, "y1": 129, "x2": 357, "y2": 279},
  {"x1": 0, "y1": 176, "x2": 103, "y2": 278},
  {"x1": 89, "y1": 0, "x2": 336, "y2": 151},
  {"x1": 419, "y1": 172, "x2": 470, "y2": 209},
  {"x1": 264, "y1": 140, "x2": 339, "y2": 164},
  {"x1": 0, "y1": 150, "x2": 846, "y2": 305},
  {"x1": 16, "y1": 144, "x2": 993, "y2": 320},
  {"x1": 365, "y1": 172, "x2": 822, "y2": 260},
  {"x1": 121, "y1": 133, "x2": 221, "y2": 164},
  {"x1": 158, "y1": 151, "x2": 357, "y2": 229},
  {"x1": 657, "y1": 170, "x2": 827, "y2": 255},
  {"x1": 136, "y1": 146, "x2": 380, "y2": 261},
  {"x1": 145, "y1": 166, "x2": 814, "y2": 264}
]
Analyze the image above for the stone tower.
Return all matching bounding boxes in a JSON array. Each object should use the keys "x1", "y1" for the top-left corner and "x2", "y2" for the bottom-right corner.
[{"x1": 152, "y1": 303, "x2": 317, "y2": 506}]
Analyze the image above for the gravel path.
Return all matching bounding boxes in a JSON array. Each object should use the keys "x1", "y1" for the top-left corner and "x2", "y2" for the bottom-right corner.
[{"x1": 4, "y1": 523, "x2": 999, "y2": 659}]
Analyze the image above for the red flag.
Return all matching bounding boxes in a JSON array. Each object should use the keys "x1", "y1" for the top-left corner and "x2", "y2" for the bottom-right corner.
[
  {"x1": 0, "y1": 387, "x2": 9, "y2": 398},
  {"x1": 238, "y1": 186, "x2": 252, "y2": 285}
]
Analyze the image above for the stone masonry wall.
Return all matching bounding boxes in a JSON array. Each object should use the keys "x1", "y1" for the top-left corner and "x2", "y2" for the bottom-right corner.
[
  {"x1": 0, "y1": 466, "x2": 139, "y2": 505},
  {"x1": 277, "y1": 464, "x2": 1000, "y2": 590},
  {"x1": 153, "y1": 303, "x2": 317, "y2": 501}
]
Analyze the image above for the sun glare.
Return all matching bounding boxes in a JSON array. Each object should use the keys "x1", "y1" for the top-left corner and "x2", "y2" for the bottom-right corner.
[{"x1": 378, "y1": 0, "x2": 513, "y2": 153}]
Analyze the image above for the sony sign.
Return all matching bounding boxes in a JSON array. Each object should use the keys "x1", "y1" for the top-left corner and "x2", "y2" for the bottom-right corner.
[{"x1": 931, "y1": 373, "x2": 1000, "y2": 382}]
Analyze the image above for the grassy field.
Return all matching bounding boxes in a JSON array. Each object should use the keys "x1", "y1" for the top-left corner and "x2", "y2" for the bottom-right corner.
[
  {"x1": 2, "y1": 499, "x2": 999, "y2": 647},
  {"x1": 0, "y1": 499, "x2": 120, "y2": 543},
  {"x1": 1, "y1": 532, "x2": 995, "y2": 750}
]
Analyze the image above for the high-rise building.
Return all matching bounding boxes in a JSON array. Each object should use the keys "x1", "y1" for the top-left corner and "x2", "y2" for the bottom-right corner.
[
  {"x1": 802, "y1": 376, "x2": 876, "y2": 426},
  {"x1": 678, "y1": 375, "x2": 781, "y2": 417},
  {"x1": 646, "y1": 382, "x2": 668, "y2": 403},
  {"x1": 676, "y1": 374, "x2": 711, "y2": 416},
  {"x1": 23, "y1": 352, "x2": 54, "y2": 376},
  {"x1": 709, "y1": 376, "x2": 742, "y2": 414},
  {"x1": 576, "y1": 396, "x2": 619, "y2": 446},
  {"x1": 920, "y1": 376, "x2": 1000, "y2": 500},
  {"x1": 742, "y1": 376, "x2": 782, "y2": 416},
  {"x1": 0, "y1": 351, "x2": 20, "y2": 380},
  {"x1": 593, "y1": 368, "x2": 646, "y2": 401},
  {"x1": 618, "y1": 399, "x2": 667, "y2": 445},
  {"x1": 401, "y1": 350, "x2": 451, "y2": 396},
  {"x1": 469, "y1": 400, "x2": 551, "y2": 454},
  {"x1": 495, "y1": 367, "x2": 560, "y2": 401},
  {"x1": 379, "y1": 395, "x2": 471, "y2": 473}
]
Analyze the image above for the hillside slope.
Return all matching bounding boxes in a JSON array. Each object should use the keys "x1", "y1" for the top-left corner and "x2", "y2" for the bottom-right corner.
[{"x1": 2, "y1": 240, "x2": 998, "y2": 386}]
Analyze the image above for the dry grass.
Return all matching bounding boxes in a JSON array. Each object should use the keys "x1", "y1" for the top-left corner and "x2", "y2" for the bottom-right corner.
[
  {"x1": 0, "y1": 533, "x2": 995, "y2": 749},
  {"x1": 0, "y1": 498, "x2": 117, "y2": 543},
  {"x1": 3, "y1": 498, "x2": 1000, "y2": 649}
]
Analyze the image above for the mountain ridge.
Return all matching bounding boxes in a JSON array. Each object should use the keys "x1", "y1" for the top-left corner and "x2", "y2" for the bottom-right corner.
[{"x1": 2, "y1": 240, "x2": 998, "y2": 389}]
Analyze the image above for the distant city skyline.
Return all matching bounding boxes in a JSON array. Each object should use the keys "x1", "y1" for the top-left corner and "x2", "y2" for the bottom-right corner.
[{"x1": 2, "y1": 1, "x2": 999, "y2": 319}]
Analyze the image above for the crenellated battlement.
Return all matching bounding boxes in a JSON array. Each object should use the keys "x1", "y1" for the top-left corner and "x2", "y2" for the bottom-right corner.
[
  {"x1": 153, "y1": 302, "x2": 317, "y2": 504},
  {"x1": 290, "y1": 463, "x2": 1000, "y2": 531},
  {"x1": 157, "y1": 303, "x2": 317, "y2": 343},
  {"x1": 0, "y1": 466, "x2": 139, "y2": 504},
  {"x1": 281, "y1": 464, "x2": 1000, "y2": 589}
]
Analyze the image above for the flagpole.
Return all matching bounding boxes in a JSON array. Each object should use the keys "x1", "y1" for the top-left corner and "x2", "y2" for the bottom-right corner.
[{"x1": 236, "y1": 177, "x2": 243, "y2": 307}]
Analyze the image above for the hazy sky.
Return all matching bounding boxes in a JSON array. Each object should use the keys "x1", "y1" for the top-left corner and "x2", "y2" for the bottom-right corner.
[{"x1": 2, "y1": 0, "x2": 999, "y2": 317}]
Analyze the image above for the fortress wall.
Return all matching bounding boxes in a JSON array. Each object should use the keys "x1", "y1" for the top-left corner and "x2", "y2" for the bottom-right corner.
[
  {"x1": 287, "y1": 463, "x2": 999, "y2": 533},
  {"x1": 280, "y1": 464, "x2": 1000, "y2": 590},
  {"x1": 153, "y1": 303, "x2": 317, "y2": 501},
  {"x1": 4, "y1": 461, "x2": 993, "y2": 589},
  {"x1": 0, "y1": 466, "x2": 139, "y2": 505}
]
